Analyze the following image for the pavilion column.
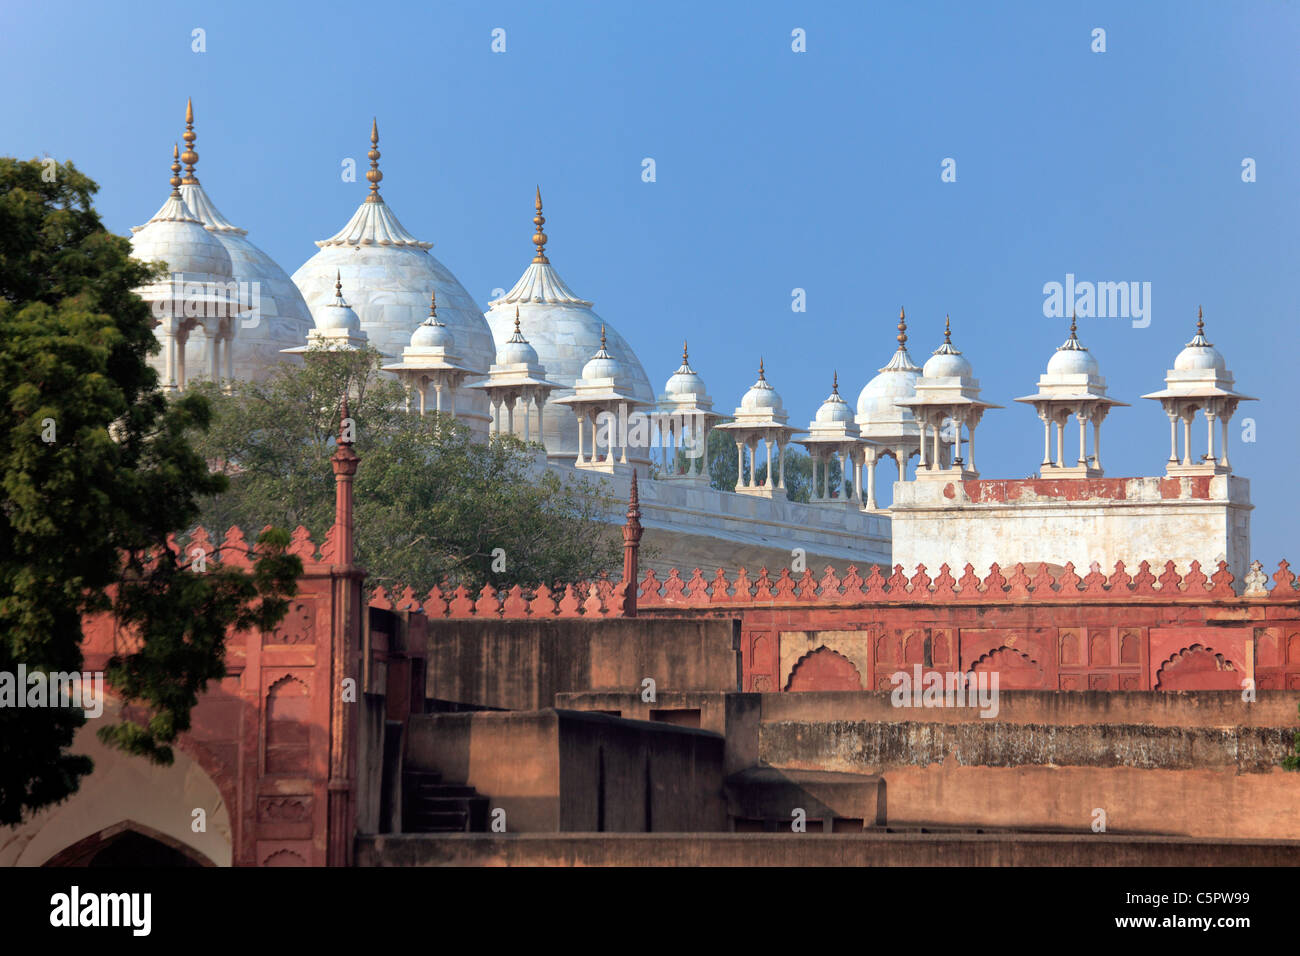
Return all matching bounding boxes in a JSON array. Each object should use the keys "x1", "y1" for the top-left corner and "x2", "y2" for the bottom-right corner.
[
  {"x1": 931, "y1": 419, "x2": 940, "y2": 469},
  {"x1": 1054, "y1": 420, "x2": 1064, "y2": 468},
  {"x1": 1093, "y1": 419, "x2": 1103, "y2": 471},
  {"x1": 176, "y1": 332, "x2": 188, "y2": 390},
  {"x1": 1041, "y1": 418, "x2": 1051, "y2": 466},
  {"x1": 1077, "y1": 414, "x2": 1087, "y2": 466},
  {"x1": 778, "y1": 442, "x2": 787, "y2": 490},
  {"x1": 208, "y1": 327, "x2": 219, "y2": 383},
  {"x1": 162, "y1": 326, "x2": 177, "y2": 390},
  {"x1": 763, "y1": 439, "x2": 774, "y2": 489},
  {"x1": 821, "y1": 451, "x2": 829, "y2": 499},
  {"x1": 1205, "y1": 409, "x2": 1217, "y2": 462},
  {"x1": 523, "y1": 394, "x2": 532, "y2": 443},
  {"x1": 536, "y1": 401, "x2": 544, "y2": 445},
  {"x1": 1220, "y1": 415, "x2": 1231, "y2": 469},
  {"x1": 1167, "y1": 413, "x2": 1179, "y2": 463},
  {"x1": 735, "y1": 441, "x2": 744, "y2": 490},
  {"x1": 866, "y1": 455, "x2": 878, "y2": 510},
  {"x1": 966, "y1": 425, "x2": 976, "y2": 473},
  {"x1": 448, "y1": 386, "x2": 456, "y2": 417},
  {"x1": 418, "y1": 383, "x2": 426, "y2": 416},
  {"x1": 577, "y1": 413, "x2": 586, "y2": 464},
  {"x1": 434, "y1": 382, "x2": 443, "y2": 414},
  {"x1": 917, "y1": 424, "x2": 926, "y2": 468},
  {"x1": 1181, "y1": 415, "x2": 1192, "y2": 466},
  {"x1": 855, "y1": 450, "x2": 866, "y2": 504}
]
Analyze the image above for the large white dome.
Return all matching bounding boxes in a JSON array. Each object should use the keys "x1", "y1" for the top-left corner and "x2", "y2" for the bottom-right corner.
[
  {"x1": 292, "y1": 123, "x2": 494, "y2": 432},
  {"x1": 483, "y1": 192, "x2": 653, "y2": 460}
]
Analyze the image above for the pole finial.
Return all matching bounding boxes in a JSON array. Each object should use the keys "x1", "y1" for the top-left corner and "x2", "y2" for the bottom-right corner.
[
  {"x1": 682, "y1": 340, "x2": 689, "y2": 365},
  {"x1": 600, "y1": 324, "x2": 607, "y2": 350},
  {"x1": 334, "y1": 269, "x2": 343, "y2": 301},
  {"x1": 944, "y1": 313, "x2": 952, "y2": 344},
  {"x1": 1069, "y1": 310, "x2": 1078, "y2": 338},
  {"x1": 365, "y1": 118, "x2": 383, "y2": 202},
  {"x1": 1197, "y1": 305, "x2": 1204, "y2": 335},
  {"x1": 170, "y1": 143, "x2": 182, "y2": 196},
  {"x1": 897, "y1": 306, "x2": 908, "y2": 348},
  {"x1": 181, "y1": 97, "x2": 199, "y2": 184},
  {"x1": 832, "y1": 370, "x2": 839, "y2": 393},
  {"x1": 758, "y1": 357, "x2": 766, "y2": 380},
  {"x1": 514, "y1": 305, "x2": 522, "y2": 334},
  {"x1": 532, "y1": 186, "x2": 549, "y2": 263}
]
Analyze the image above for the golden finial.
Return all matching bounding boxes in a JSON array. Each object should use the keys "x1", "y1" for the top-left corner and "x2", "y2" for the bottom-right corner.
[
  {"x1": 532, "y1": 186, "x2": 549, "y2": 264},
  {"x1": 1197, "y1": 305, "x2": 1204, "y2": 336},
  {"x1": 514, "y1": 306, "x2": 522, "y2": 334},
  {"x1": 365, "y1": 117, "x2": 383, "y2": 203},
  {"x1": 181, "y1": 97, "x2": 199, "y2": 184},
  {"x1": 758, "y1": 357, "x2": 766, "y2": 381},
  {"x1": 169, "y1": 143, "x2": 182, "y2": 196},
  {"x1": 682, "y1": 340, "x2": 689, "y2": 365},
  {"x1": 334, "y1": 269, "x2": 344, "y2": 302},
  {"x1": 1069, "y1": 310, "x2": 1078, "y2": 338},
  {"x1": 897, "y1": 306, "x2": 907, "y2": 348},
  {"x1": 832, "y1": 370, "x2": 839, "y2": 394},
  {"x1": 600, "y1": 325, "x2": 607, "y2": 350},
  {"x1": 429, "y1": 288, "x2": 438, "y2": 319},
  {"x1": 944, "y1": 314, "x2": 952, "y2": 344}
]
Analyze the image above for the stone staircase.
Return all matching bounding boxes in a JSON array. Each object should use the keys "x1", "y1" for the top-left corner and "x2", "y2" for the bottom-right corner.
[{"x1": 401, "y1": 769, "x2": 489, "y2": 833}]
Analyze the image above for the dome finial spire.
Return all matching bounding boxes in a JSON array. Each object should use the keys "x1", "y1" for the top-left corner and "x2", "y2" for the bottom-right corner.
[
  {"x1": 334, "y1": 269, "x2": 344, "y2": 302},
  {"x1": 832, "y1": 370, "x2": 839, "y2": 394},
  {"x1": 1197, "y1": 304, "x2": 1204, "y2": 336},
  {"x1": 532, "y1": 186, "x2": 549, "y2": 264},
  {"x1": 181, "y1": 97, "x2": 199, "y2": 184},
  {"x1": 1070, "y1": 310, "x2": 1078, "y2": 337},
  {"x1": 944, "y1": 313, "x2": 952, "y2": 344},
  {"x1": 365, "y1": 117, "x2": 383, "y2": 203},
  {"x1": 758, "y1": 357, "x2": 766, "y2": 381},
  {"x1": 169, "y1": 143, "x2": 182, "y2": 196},
  {"x1": 897, "y1": 306, "x2": 908, "y2": 348},
  {"x1": 600, "y1": 324, "x2": 607, "y2": 349},
  {"x1": 682, "y1": 340, "x2": 689, "y2": 365},
  {"x1": 514, "y1": 306, "x2": 522, "y2": 334}
]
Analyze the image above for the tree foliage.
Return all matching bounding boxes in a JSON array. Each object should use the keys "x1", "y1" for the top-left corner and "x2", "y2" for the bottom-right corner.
[
  {"x1": 188, "y1": 347, "x2": 623, "y2": 593},
  {"x1": 0, "y1": 158, "x2": 298, "y2": 825}
]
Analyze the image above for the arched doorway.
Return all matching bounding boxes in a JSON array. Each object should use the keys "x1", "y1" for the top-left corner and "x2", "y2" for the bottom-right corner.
[{"x1": 42, "y1": 821, "x2": 214, "y2": 867}]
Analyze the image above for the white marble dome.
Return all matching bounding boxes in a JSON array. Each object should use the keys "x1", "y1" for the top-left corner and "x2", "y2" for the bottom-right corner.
[
  {"x1": 815, "y1": 379, "x2": 856, "y2": 424},
  {"x1": 484, "y1": 193, "x2": 653, "y2": 460},
  {"x1": 1046, "y1": 345, "x2": 1100, "y2": 376},
  {"x1": 292, "y1": 124, "x2": 494, "y2": 433},
  {"x1": 130, "y1": 195, "x2": 234, "y2": 283},
  {"x1": 496, "y1": 315, "x2": 540, "y2": 366},
  {"x1": 411, "y1": 316, "x2": 455, "y2": 350},
  {"x1": 740, "y1": 361, "x2": 785, "y2": 414},
  {"x1": 580, "y1": 330, "x2": 625, "y2": 381},
  {"x1": 664, "y1": 361, "x2": 706, "y2": 397},
  {"x1": 314, "y1": 281, "x2": 362, "y2": 332},
  {"x1": 1175, "y1": 338, "x2": 1226, "y2": 371},
  {"x1": 922, "y1": 349, "x2": 973, "y2": 380}
]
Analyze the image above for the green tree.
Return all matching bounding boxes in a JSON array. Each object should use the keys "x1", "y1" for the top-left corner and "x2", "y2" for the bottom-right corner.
[
  {"x1": 0, "y1": 158, "x2": 298, "y2": 826},
  {"x1": 188, "y1": 346, "x2": 623, "y2": 593}
]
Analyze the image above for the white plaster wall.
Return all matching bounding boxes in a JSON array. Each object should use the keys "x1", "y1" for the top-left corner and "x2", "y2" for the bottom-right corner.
[{"x1": 889, "y1": 475, "x2": 1252, "y2": 585}]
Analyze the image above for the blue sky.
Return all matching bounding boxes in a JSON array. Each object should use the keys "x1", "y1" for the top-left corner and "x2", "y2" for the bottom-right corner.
[{"x1": 2, "y1": 0, "x2": 1297, "y2": 568}]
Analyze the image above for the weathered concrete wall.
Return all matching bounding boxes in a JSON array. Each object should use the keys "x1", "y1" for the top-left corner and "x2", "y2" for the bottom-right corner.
[
  {"x1": 890, "y1": 474, "x2": 1252, "y2": 584},
  {"x1": 356, "y1": 832, "x2": 1300, "y2": 867},
  {"x1": 425, "y1": 618, "x2": 740, "y2": 711},
  {"x1": 752, "y1": 690, "x2": 1300, "y2": 840},
  {"x1": 404, "y1": 709, "x2": 728, "y2": 833}
]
